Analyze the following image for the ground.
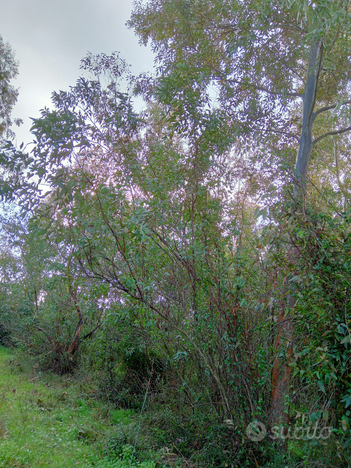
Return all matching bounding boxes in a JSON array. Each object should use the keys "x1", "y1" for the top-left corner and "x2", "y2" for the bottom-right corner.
[{"x1": 0, "y1": 346, "x2": 160, "y2": 468}]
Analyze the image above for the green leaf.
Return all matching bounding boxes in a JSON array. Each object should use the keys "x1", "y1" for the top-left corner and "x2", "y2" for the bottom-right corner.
[
  {"x1": 341, "y1": 335, "x2": 351, "y2": 345},
  {"x1": 317, "y1": 380, "x2": 326, "y2": 394},
  {"x1": 310, "y1": 411, "x2": 322, "y2": 423},
  {"x1": 342, "y1": 395, "x2": 351, "y2": 409},
  {"x1": 343, "y1": 438, "x2": 351, "y2": 449}
]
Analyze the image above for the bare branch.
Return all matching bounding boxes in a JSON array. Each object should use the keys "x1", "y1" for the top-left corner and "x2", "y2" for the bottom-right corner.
[
  {"x1": 313, "y1": 126, "x2": 351, "y2": 146},
  {"x1": 35, "y1": 326, "x2": 52, "y2": 343},
  {"x1": 313, "y1": 100, "x2": 351, "y2": 120},
  {"x1": 258, "y1": 127, "x2": 300, "y2": 143}
]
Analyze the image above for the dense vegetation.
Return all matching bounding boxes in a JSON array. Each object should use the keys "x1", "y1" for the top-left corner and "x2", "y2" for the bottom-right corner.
[
  {"x1": 0, "y1": 345, "x2": 162, "y2": 467},
  {"x1": 1, "y1": 1, "x2": 351, "y2": 466}
]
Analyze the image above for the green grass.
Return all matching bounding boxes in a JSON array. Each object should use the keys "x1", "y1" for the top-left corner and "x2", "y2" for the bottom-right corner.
[{"x1": 0, "y1": 346, "x2": 161, "y2": 468}]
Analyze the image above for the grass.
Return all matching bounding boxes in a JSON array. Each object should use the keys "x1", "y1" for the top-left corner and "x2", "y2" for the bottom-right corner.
[
  {"x1": 0, "y1": 345, "x2": 162, "y2": 468},
  {"x1": 2, "y1": 345, "x2": 347, "y2": 468}
]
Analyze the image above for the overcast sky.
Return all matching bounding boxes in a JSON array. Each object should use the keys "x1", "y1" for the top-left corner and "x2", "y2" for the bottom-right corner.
[{"x1": 0, "y1": 0, "x2": 154, "y2": 146}]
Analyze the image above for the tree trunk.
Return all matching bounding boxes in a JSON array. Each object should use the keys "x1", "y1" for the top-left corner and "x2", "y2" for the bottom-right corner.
[
  {"x1": 295, "y1": 39, "x2": 324, "y2": 201},
  {"x1": 271, "y1": 39, "x2": 324, "y2": 424},
  {"x1": 68, "y1": 287, "x2": 83, "y2": 354},
  {"x1": 270, "y1": 261, "x2": 295, "y2": 425}
]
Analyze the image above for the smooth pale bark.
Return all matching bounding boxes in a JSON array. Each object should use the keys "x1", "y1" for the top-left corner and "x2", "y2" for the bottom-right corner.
[
  {"x1": 295, "y1": 39, "x2": 324, "y2": 199},
  {"x1": 271, "y1": 39, "x2": 324, "y2": 424}
]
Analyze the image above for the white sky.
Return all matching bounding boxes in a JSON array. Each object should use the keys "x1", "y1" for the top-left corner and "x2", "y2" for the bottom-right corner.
[{"x1": 0, "y1": 0, "x2": 154, "y2": 146}]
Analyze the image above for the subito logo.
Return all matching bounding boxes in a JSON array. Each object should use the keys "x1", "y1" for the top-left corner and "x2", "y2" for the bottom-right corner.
[{"x1": 246, "y1": 421, "x2": 267, "y2": 441}]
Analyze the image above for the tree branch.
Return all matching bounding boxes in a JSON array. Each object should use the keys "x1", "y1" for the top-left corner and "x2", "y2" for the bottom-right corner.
[
  {"x1": 313, "y1": 126, "x2": 351, "y2": 146},
  {"x1": 72, "y1": 321, "x2": 104, "y2": 353},
  {"x1": 226, "y1": 76, "x2": 303, "y2": 98},
  {"x1": 210, "y1": 64, "x2": 303, "y2": 98},
  {"x1": 35, "y1": 326, "x2": 52, "y2": 343},
  {"x1": 313, "y1": 100, "x2": 351, "y2": 120}
]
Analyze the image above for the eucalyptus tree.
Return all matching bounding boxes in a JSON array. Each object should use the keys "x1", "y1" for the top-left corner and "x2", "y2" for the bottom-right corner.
[
  {"x1": 130, "y1": 0, "x2": 351, "y2": 199},
  {"x1": 129, "y1": 0, "x2": 351, "y2": 423},
  {"x1": 0, "y1": 35, "x2": 21, "y2": 138},
  {"x1": 4, "y1": 50, "x2": 268, "y2": 432}
]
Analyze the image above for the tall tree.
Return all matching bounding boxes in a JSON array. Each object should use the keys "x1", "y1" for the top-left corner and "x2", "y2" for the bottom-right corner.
[
  {"x1": 0, "y1": 35, "x2": 21, "y2": 138},
  {"x1": 130, "y1": 0, "x2": 351, "y2": 198},
  {"x1": 129, "y1": 0, "x2": 351, "y2": 422}
]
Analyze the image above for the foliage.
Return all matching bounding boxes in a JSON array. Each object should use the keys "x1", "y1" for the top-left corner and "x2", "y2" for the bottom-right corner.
[
  {"x1": 0, "y1": 213, "x2": 105, "y2": 374},
  {"x1": 1, "y1": 2, "x2": 351, "y2": 466},
  {"x1": 129, "y1": 0, "x2": 351, "y2": 191},
  {"x1": 286, "y1": 207, "x2": 351, "y2": 458},
  {"x1": 9, "y1": 51, "x2": 269, "y2": 426},
  {"x1": 84, "y1": 309, "x2": 165, "y2": 409},
  {"x1": 0, "y1": 35, "x2": 22, "y2": 138},
  {"x1": 0, "y1": 51, "x2": 274, "y2": 463}
]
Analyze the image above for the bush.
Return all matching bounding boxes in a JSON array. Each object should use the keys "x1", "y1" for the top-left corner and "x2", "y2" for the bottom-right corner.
[
  {"x1": 84, "y1": 311, "x2": 166, "y2": 409},
  {"x1": 0, "y1": 322, "x2": 11, "y2": 346}
]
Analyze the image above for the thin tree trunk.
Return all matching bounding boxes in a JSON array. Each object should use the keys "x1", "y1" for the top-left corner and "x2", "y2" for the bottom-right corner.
[
  {"x1": 295, "y1": 39, "x2": 324, "y2": 201},
  {"x1": 68, "y1": 287, "x2": 83, "y2": 354},
  {"x1": 270, "y1": 266, "x2": 294, "y2": 424},
  {"x1": 271, "y1": 39, "x2": 324, "y2": 424},
  {"x1": 33, "y1": 286, "x2": 39, "y2": 314}
]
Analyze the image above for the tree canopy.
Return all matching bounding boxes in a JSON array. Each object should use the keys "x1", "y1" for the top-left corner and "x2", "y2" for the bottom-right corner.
[{"x1": 0, "y1": 35, "x2": 21, "y2": 138}]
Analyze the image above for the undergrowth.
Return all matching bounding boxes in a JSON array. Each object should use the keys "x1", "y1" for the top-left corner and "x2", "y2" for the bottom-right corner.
[{"x1": 0, "y1": 345, "x2": 163, "y2": 468}]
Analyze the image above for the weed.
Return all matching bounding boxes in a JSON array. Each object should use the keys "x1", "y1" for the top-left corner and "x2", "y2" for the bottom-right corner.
[{"x1": 0, "y1": 346, "x2": 161, "y2": 468}]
